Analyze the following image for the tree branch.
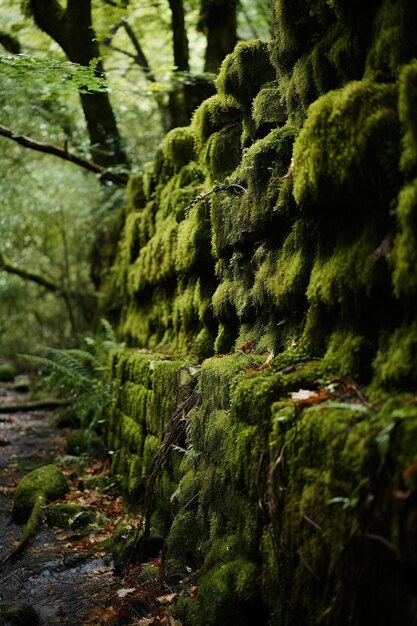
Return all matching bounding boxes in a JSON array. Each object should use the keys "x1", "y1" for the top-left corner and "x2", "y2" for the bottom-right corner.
[
  {"x1": 121, "y1": 17, "x2": 156, "y2": 81},
  {"x1": 0, "y1": 124, "x2": 128, "y2": 185},
  {"x1": 0, "y1": 251, "x2": 60, "y2": 293}
]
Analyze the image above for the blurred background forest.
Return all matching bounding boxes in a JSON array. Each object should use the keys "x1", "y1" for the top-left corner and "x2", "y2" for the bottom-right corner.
[{"x1": 0, "y1": 0, "x2": 270, "y2": 358}]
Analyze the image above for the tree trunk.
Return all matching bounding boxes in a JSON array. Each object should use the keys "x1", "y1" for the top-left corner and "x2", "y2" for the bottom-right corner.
[
  {"x1": 199, "y1": 0, "x2": 238, "y2": 73},
  {"x1": 168, "y1": 0, "x2": 190, "y2": 72},
  {"x1": 28, "y1": 0, "x2": 127, "y2": 167}
]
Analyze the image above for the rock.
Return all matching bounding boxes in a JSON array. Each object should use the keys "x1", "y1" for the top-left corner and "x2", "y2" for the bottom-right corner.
[
  {"x1": 12, "y1": 464, "x2": 69, "y2": 524},
  {"x1": 46, "y1": 503, "x2": 95, "y2": 529},
  {"x1": 66, "y1": 429, "x2": 106, "y2": 458}
]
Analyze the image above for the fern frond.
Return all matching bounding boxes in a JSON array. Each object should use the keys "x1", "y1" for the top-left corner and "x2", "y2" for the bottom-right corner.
[
  {"x1": 46, "y1": 348, "x2": 91, "y2": 380},
  {"x1": 100, "y1": 318, "x2": 117, "y2": 344}
]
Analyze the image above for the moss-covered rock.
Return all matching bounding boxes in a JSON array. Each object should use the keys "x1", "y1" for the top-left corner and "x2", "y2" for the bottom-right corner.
[
  {"x1": 66, "y1": 429, "x2": 106, "y2": 458},
  {"x1": 0, "y1": 362, "x2": 17, "y2": 382},
  {"x1": 12, "y1": 464, "x2": 69, "y2": 525},
  {"x1": 0, "y1": 603, "x2": 40, "y2": 626},
  {"x1": 46, "y1": 503, "x2": 95, "y2": 530}
]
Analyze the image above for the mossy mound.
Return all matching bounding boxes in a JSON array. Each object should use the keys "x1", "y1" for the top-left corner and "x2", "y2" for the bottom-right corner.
[
  {"x1": 0, "y1": 604, "x2": 40, "y2": 626},
  {"x1": 66, "y1": 429, "x2": 106, "y2": 458},
  {"x1": 45, "y1": 503, "x2": 95, "y2": 530},
  {"x1": 0, "y1": 362, "x2": 17, "y2": 382},
  {"x1": 12, "y1": 464, "x2": 69, "y2": 525}
]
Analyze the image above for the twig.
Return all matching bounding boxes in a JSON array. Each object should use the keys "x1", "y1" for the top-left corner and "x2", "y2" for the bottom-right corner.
[
  {"x1": 302, "y1": 514, "x2": 323, "y2": 534},
  {"x1": 298, "y1": 550, "x2": 320, "y2": 580},
  {"x1": 171, "y1": 493, "x2": 198, "y2": 524},
  {"x1": 184, "y1": 181, "x2": 247, "y2": 216},
  {"x1": 129, "y1": 386, "x2": 201, "y2": 564},
  {"x1": 363, "y1": 532, "x2": 398, "y2": 554},
  {"x1": 256, "y1": 450, "x2": 268, "y2": 518}
]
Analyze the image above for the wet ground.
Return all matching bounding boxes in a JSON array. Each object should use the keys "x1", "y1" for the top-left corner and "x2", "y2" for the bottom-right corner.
[
  {"x1": 0, "y1": 384, "x2": 181, "y2": 626},
  {"x1": 0, "y1": 384, "x2": 116, "y2": 625}
]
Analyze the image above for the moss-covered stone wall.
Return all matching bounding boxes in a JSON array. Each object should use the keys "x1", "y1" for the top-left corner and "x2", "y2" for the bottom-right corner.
[
  {"x1": 100, "y1": 0, "x2": 417, "y2": 386},
  {"x1": 100, "y1": 1, "x2": 417, "y2": 623}
]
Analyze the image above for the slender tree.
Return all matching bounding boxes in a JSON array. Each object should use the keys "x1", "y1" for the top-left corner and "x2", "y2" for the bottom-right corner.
[
  {"x1": 199, "y1": 0, "x2": 238, "y2": 73},
  {"x1": 27, "y1": 0, "x2": 127, "y2": 167}
]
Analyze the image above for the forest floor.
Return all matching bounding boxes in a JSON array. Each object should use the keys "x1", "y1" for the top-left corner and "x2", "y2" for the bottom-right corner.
[{"x1": 0, "y1": 382, "x2": 180, "y2": 626}]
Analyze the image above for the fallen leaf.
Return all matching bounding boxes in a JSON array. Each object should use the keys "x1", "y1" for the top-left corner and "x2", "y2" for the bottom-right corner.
[
  {"x1": 186, "y1": 586, "x2": 198, "y2": 597},
  {"x1": 85, "y1": 606, "x2": 118, "y2": 624},
  {"x1": 290, "y1": 388, "x2": 330, "y2": 405},
  {"x1": 116, "y1": 587, "x2": 137, "y2": 598},
  {"x1": 156, "y1": 592, "x2": 177, "y2": 604}
]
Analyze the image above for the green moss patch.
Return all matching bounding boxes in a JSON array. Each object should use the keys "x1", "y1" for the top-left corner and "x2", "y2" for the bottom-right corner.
[{"x1": 12, "y1": 464, "x2": 69, "y2": 525}]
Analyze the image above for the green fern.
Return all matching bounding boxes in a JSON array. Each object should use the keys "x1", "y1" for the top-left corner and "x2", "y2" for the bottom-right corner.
[{"x1": 19, "y1": 319, "x2": 123, "y2": 439}]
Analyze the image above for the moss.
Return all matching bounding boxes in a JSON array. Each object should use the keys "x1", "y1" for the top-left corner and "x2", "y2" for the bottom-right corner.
[
  {"x1": 121, "y1": 415, "x2": 144, "y2": 453},
  {"x1": 46, "y1": 503, "x2": 95, "y2": 529},
  {"x1": 12, "y1": 464, "x2": 69, "y2": 524},
  {"x1": 391, "y1": 180, "x2": 417, "y2": 299},
  {"x1": 204, "y1": 124, "x2": 242, "y2": 182},
  {"x1": 0, "y1": 604, "x2": 40, "y2": 626},
  {"x1": 210, "y1": 125, "x2": 295, "y2": 259},
  {"x1": 165, "y1": 509, "x2": 202, "y2": 573},
  {"x1": 365, "y1": 1, "x2": 417, "y2": 77},
  {"x1": 120, "y1": 381, "x2": 149, "y2": 422},
  {"x1": 216, "y1": 40, "x2": 276, "y2": 115},
  {"x1": 321, "y1": 328, "x2": 373, "y2": 378},
  {"x1": 373, "y1": 320, "x2": 417, "y2": 386},
  {"x1": 161, "y1": 126, "x2": 196, "y2": 173},
  {"x1": 252, "y1": 82, "x2": 286, "y2": 132},
  {"x1": 130, "y1": 216, "x2": 178, "y2": 294},
  {"x1": 126, "y1": 173, "x2": 147, "y2": 210},
  {"x1": 66, "y1": 429, "x2": 106, "y2": 457},
  {"x1": 252, "y1": 221, "x2": 309, "y2": 312},
  {"x1": 199, "y1": 354, "x2": 253, "y2": 413},
  {"x1": 398, "y1": 60, "x2": 417, "y2": 176},
  {"x1": 107, "y1": 518, "x2": 140, "y2": 573},
  {"x1": 175, "y1": 201, "x2": 211, "y2": 275},
  {"x1": 192, "y1": 95, "x2": 241, "y2": 159},
  {"x1": 195, "y1": 559, "x2": 262, "y2": 626},
  {"x1": 293, "y1": 79, "x2": 400, "y2": 210},
  {"x1": 0, "y1": 361, "x2": 17, "y2": 382}
]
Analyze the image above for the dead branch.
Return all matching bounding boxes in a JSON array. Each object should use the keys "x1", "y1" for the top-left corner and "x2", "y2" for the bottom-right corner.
[
  {"x1": 130, "y1": 385, "x2": 201, "y2": 563},
  {"x1": 0, "y1": 124, "x2": 128, "y2": 185},
  {"x1": 0, "y1": 399, "x2": 69, "y2": 413}
]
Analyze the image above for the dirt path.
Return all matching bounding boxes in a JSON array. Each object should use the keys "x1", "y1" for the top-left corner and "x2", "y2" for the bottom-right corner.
[
  {"x1": 0, "y1": 384, "x2": 117, "y2": 624},
  {"x1": 0, "y1": 383, "x2": 182, "y2": 626}
]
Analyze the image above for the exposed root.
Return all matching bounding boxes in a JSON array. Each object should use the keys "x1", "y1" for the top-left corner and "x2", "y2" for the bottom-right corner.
[{"x1": 0, "y1": 494, "x2": 45, "y2": 567}]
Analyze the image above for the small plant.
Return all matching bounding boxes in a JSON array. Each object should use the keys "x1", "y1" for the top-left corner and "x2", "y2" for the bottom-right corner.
[{"x1": 20, "y1": 319, "x2": 123, "y2": 443}]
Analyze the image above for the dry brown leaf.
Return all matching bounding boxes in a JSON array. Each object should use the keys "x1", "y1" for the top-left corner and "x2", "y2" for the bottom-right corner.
[
  {"x1": 85, "y1": 606, "x2": 118, "y2": 624},
  {"x1": 156, "y1": 592, "x2": 177, "y2": 604},
  {"x1": 290, "y1": 388, "x2": 330, "y2": 405},
  {"x1": 116, "y1": 587, "x2": 137, "y2": 598}
]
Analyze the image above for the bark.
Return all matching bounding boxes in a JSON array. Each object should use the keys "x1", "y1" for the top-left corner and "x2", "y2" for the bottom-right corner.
[
  {"x1": 199, "y1": 0, "x2": 238, "y2": 73},
  {"x1": 28, "y1": 0, "x2": 127, "y2": 167},
  {"x1": 168, "y1": 0, "x2": 190, "y2": 72}
]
